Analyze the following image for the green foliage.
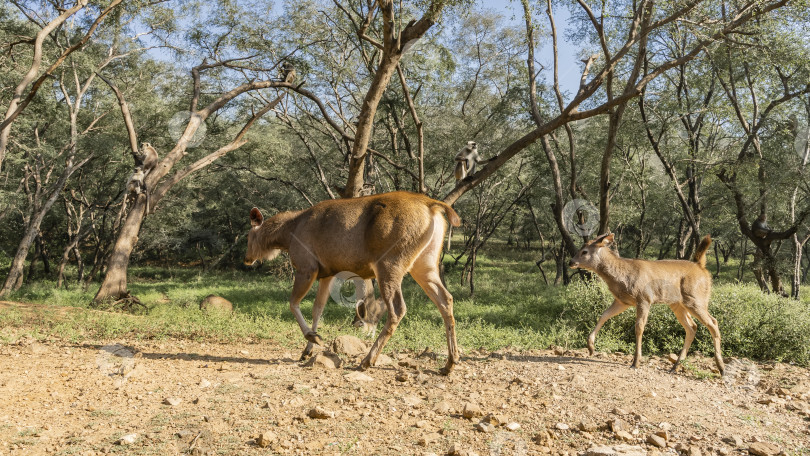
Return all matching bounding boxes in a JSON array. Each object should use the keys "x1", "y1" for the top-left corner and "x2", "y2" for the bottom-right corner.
[{"x1": 565, "y1": 279, "x2": 810, "y2": 365}]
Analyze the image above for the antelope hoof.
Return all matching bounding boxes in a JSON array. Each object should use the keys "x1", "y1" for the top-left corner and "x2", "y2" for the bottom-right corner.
[
  {"x1": 587, "y1": 338, "x2": 595, "y2": 356},
  {"x1": 439, "y1": 364, "x2": 455, "y2": 376},
  {"x1": 669, "y1": 362, "x2": 681, "y2": 373},
  {"x1": 299, "y1": 343, "x2": 314, "y2": 361},
  {"x1": 359, "y1": 358, "x2": 372, "y2": 371},
  {"x1": 305, "y1": 332, "x2": 323, "y2": 346}
]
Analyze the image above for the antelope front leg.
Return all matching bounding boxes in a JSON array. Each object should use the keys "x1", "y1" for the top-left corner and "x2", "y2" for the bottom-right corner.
[
  {"x1": 300, "y1": 277, "x2": 333, "y2": 360},
  {"x1": 588, "y1": 299, "x2": 631, "y2": 355},
  {"x1": 289, "y1": 271, "x2": 321, "y2": 353},
  {"x1": 632, "y1": 303, "x2": 651, "y2": 368}
]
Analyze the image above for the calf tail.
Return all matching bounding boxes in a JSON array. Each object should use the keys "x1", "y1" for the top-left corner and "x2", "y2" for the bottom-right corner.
[
  {"x1": 692, "y1": 235, "x2": 712, "y2": 269},
  {"x1": 431, "y1": 201, "x2": 461, "y2": 227}
]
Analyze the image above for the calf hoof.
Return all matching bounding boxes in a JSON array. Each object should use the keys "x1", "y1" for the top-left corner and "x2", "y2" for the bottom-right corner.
[
  {"x1": 587, "y1": 340, "x2": 595, "y2": 356},
  {"x1": 305, "y1": 332, "x2": 323, "y2": 346}
]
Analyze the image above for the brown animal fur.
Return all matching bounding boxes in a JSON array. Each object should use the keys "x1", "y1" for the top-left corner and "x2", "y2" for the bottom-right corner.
[
  {"x1": 569, "y1": 233, "x2": 724, "y2": 373},
  {"x1": 245, "y1": 191, "x2": 462, "y2": 375}
]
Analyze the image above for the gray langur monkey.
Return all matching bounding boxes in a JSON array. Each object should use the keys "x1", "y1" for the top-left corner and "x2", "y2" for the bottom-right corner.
[
  {"x1": 127, "y1": 167, "x2": 146, "y2": 196},
  {"x1": 138, "y1": 142, "x2": 158, "y2": 176},
  {"x1": 454, "y1": 141, "x2": 486, "y2": 182},
  {"x1": 280, "y1": 61, "x2": 296, "y2": 83},
  {"x1": 752, "y1": 214, "x2": 772, "y2": 238}
]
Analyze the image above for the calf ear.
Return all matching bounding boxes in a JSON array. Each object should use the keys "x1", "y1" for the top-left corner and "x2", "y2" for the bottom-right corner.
[
  {"x1": 594, "y1": 232, "x2": 614, "y2": 246},
  {"x1": 249, "y1": 207, "x2": 263, "y2": 227}
]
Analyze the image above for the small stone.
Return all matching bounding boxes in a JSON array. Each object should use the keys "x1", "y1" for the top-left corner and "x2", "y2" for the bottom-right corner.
[
  {"x1": 553, "y1": 346, "x2": 565, "y2": 356},
  {"x1": 419, "y1": 432, "x2": 440, "y2": 446},
  {"x1": 722, "y1": 435, "x2": 744, "y2": 447},
  {"x1": 654, "y1": 430, "x2": 668, "y2": 441},
  {"x1": 578, "y1": 420, "x2": 598, "y2": 432},
  {"x1": 303, "y1": 352, "x2": 342, "y2": 369},
  {"x1": 475, "y1": 421, "x2": 495, "y2": 433},
  {"x1": 435, "y1": 401, "x2": 453, "y2": 414},
  {"x1": 687, "y1": 447, "x2": 702, "y2": 456},
  {"x1": 403, "y1": 395, "x2": 423, "y2": 407},
  {"x1": 344, "y1": 371, "x2": 375, "y2": 383},
  {"x1": 257, "y1": 430, "x2": 276, "y2": 448},
  {"x1": 308, "y1": 406, "x2": 334, "y2": 419},
  {"x1": 608, "y1": 418, "x2": 628, "y2": 433},
  {"x1": 504, "y1": 422, "x2": 521, "y2": 431},
  {"x1": 192, "y1": 397, "x2": 206, "y2": 405},
  {"x1": 395, "y1": 372, "x2": 409, "y2": 382},
  {"x1": 461, "y1": 402, "x2": 482, "y2": 419},
  {"x1": 199, "y1": 379, "x2": 211, "y2": 388},
  {"x1": 534, "y1": 429, "x2": 554, "y2": 445},
  {"x1": 614, "y1": 430, "x2": 634, "y2": 442},
  {"x1": 448, "y1": 443, "x2": 462, "y2": 455},
  {"x1": 646, "y1": 434, "x2": 666, "y2": 448},
  {"x1": 332, "y1": 335, "x2": 367, "y2": 357},
  {"x1": 118, "y1": 433, "x2": 137, "y2": 445},
  {"x1": 481, "y1": 413, "x2": 507, "y2": 426},
  {"x1": 612, "y1": 407, "x2": 629, "y2": 415},
  {"x1": 555, "y1": 422, "x2": 570, "y2": 431},
  {"x1": 748, "y1": 442, "x2": 781, "y2": 456},
  {"x1": 584, "y1": 444, "x2": 647, "y2": 456},
  {"x1": 163, "y1": 397, "x2": 182, "y2": 406},
  {"x1": 658, "y1": 422, "x2": 671, "y2": 431},
  {"x1": 667, "y1": 353, "x2": 679, "y2": 363},
  {"x1": 376, "y1": 353, "x2": 393, "y2": 366}
]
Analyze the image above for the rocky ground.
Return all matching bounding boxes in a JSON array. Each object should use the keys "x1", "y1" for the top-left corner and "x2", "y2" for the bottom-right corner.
[{"x1": 1, "y1": 332, "x2": 809, "y2": 455}]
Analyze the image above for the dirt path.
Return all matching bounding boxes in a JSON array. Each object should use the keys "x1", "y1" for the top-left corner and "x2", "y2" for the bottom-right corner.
[{"x1": 1, "y1": 334, "x2": 809, "y2": 455}]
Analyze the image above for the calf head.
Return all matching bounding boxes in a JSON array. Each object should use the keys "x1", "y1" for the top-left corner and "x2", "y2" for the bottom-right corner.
[
  {"x1": 353, "y1": 298, "x2": 386, "y2": 338},
  {"x1": 569, "y1": 233, "x2": 614, "y2": 271}
]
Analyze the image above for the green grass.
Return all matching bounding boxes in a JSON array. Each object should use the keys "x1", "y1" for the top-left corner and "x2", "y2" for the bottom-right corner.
[{"x1": 2, "y1": 243, "x2": 810, "y2": 366}]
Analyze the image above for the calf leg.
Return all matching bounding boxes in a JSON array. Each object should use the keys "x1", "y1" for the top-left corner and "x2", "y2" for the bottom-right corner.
[
  {"x1": 686, "y1": 299, "x2": 725, "y2": 374},
  {"x1": 669, "y1": 303, "x2": 697, "y2": 372},
  {"x1": 588, "y1": 299, "x2": 631, "y2": 355},
  {"x1": 360, "y1": 277, "x2": 405, "y2": 370},
  {"x1": 411, "y1": 268, "x2": 459, "y2": 375},
  {"x1": 632, "y1": 302, "x2": 651, "y2": 368},
  {"x1": 289, "y1": 271, "x2": 322, "y2": 347},
  {"x1": 300, "y1": 277, "x2": 333, "y2": 360}
]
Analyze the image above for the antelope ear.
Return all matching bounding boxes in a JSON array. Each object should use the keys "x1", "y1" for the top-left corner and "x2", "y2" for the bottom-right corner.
[{"x1": 249, "y1": 207, "x2": 263, "y2": 227}]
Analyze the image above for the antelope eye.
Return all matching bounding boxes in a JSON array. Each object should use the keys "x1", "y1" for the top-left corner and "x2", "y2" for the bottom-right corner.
[{"x1": 581, "y1": 251, "x2": 588, "y2": 255}]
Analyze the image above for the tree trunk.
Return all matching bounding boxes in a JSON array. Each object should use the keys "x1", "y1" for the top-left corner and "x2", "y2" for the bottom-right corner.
[{"x1": 93, "y1": 194, "x2": 147, "y2": 301}]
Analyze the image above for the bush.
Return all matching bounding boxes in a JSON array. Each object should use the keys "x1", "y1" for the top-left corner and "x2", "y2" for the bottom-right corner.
[{"x1": 564, "y1": 279, "x2": 810, "y2": 366}]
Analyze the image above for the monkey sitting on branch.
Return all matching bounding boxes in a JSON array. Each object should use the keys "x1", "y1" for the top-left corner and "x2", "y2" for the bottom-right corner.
[
  {"x1": 279, "y1": 61, "x2": 296, "y2": 83},
  {"x1": 454, "y1": 141, "x2": 487, "y2": 182},
  {"x1": 752, "y1": 214, "x2": 772, "y2": 239},
  {"x1": 126, "y1": 142, "x2": 159, "y2": 213}
]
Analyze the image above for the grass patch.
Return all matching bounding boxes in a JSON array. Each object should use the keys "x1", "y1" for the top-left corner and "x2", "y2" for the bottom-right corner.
[{"x1": 2, "y1": 243, "x2": 810, "y2": 366}]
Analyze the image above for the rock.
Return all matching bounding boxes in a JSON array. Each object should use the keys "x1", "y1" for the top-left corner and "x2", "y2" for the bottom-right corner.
[
  {"x1": 435, "y1": 401, "x2": 453, "y2": 414},
  {"x1": 653, "y1": 430, "x2": 668, "y2": 441},
  {"x1": 199, "y1": 379, "x2": 211, "y2": 388},
  {"x1": 667, "y1": 353, "x2": 679, "y2": 363},
  {"x1": 344, "y1": 371, "x2": 375, "y2": 383},
  {"x1": 395, "y1": 372, "x2": 409, "y2": 382},
  {"x1": 614, "y1": 430, "x2": 634, "y2": 442},
  {"x1": 657, "y1": 422, "x2": 671, "y2": 431},
  {"x1": 584, "y1": 444, "x2": 647, "y2": 456},
  {"x1": 504, "y1": 422, "x2": 520, "y2": 431},
  {"x1": 577, "y1": 420, "x2": 598, "y2": 432},
  {"x1": 722, "y1": 435, "x2": 744, "y2": 447},
  {"x1": 461, "y1": 402, "x2": 482, "y2": 419},
  {"x1": 555, "y1": 422, "x2": 570, "y2": 431},
  {"x1": 376, "y1": 353, "x2": 393, "y2": 366},
  {"x1": 419, "y1": 432, "x2": 441, "y2": 446},
  {"x1": 687, "y1": 447, "x2": 702, "y2": 456},
  {"x1": 308, "y1": 406, "x2": 334, "y2": 419},
  {"x1": 118, "y1": 433, "x2": 138, "y2": 445},
  {"x1": 553, "y1": 346, "x2": 565, "y2": 356},
  {"x1": 448, "y1": 443, "x2": 462, "y2": 455},
  {"x1": 257, "y1": 430, "x2": 277, "y2": 448},
  {"x1": 403, "y1": 395, "x2": 423, "y2": 407},
  {"x1": 481, "y1": 413, "x2": 507, "y2": 426},
  {"x1": 748, "y1": 442, "x2": 781, "y2": 456},
  {"x1": 646, "y1": 434, "x2": 666, "y2": 448},
  {"x1": 608, "y1": 418, "x2": 628, "y2": 433},
  {"x1": 612, "y1": 407, "x2": 629, "y2": 415},
  {"x1": 163, "y1": 397, "x2": 182, "y2": 406},
  {"x1": 303, "y1": 352, "x2": 342, "y2": 369},
  {"x1": 474, "y1": 421, "x2": 495, "y2": 433},
  {"x1": 332, "y1": 335, "x2": 367, "y2": 357},
  {"x1": 534, "y1": 429, "x2": 554, "y2": 446},
  {"x1": 416, "y1": 420, "x2": 429, "y2": 428},
  {"x1": 192, "y1": 397, "x2": 206, "y2": 405},
  {"x1": 199, "y1": 295, "x2": 233, "y2": 313}
]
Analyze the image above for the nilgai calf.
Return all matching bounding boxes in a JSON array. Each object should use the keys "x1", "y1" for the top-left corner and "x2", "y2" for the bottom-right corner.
[
  {"x1": 244, "y1": 191, "x2": 462, "y2": 375},
  {"x1": 569, "y1": 233, "x2": 724, "y2": 373}
]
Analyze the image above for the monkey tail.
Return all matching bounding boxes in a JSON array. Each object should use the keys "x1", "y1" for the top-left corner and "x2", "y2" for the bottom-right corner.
[
  {"x1": 431, "y1": 201, "x2": 461, "y2": 227},
  {"x1": 692, "y1": 235, "x2": 712, "y2": 269}
]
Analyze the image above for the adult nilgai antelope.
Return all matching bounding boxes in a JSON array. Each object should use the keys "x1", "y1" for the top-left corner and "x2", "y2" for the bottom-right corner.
[
  {"x1": 244, "y1": 191, "x2": 462, "y2": 375},
  {"x1": 569, "y1": 233, "x2": 724, "y2": 374}
]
